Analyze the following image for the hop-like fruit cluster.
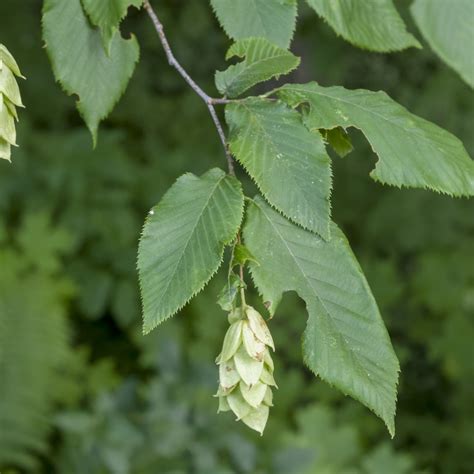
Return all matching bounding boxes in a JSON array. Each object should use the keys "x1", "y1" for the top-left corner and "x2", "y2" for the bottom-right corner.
[
  {"x1": 0, "y1": 44, "x2": 24, "y2": 161},
  {"x1": 215, "y1": 305, "x2": 276, "y2": 435}
]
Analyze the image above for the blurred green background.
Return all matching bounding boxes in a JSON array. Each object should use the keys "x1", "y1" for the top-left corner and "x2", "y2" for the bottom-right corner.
[{"x1": 1, "y1": 1, "x2": 473, "y2": 473}]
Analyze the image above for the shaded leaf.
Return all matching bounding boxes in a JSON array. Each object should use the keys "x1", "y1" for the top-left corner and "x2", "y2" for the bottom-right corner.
[
  {"x1": 411, "y1": 0, "x2": 474, "y2": 88},
  {"x1": 243, "y1": 196, "x2": 399, "y2": 435},
  {"x1": 321, "y1": 127, "x2": 353, "y2": 158},
  {"x1": 232, "y1": 243, "x2": 258, "y2": 268},
  {"x1": 81, "y1": 0, "x2": 143, "y2": 53},
  {"x1": 42, "y1": 0, "x2": 140, "y2": 144}
]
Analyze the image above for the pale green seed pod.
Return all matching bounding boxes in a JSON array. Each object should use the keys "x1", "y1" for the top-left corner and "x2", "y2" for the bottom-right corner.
[
  {"x1": 0, "y1": 44, "x2": 25, "y2": 162},
  {"x1": 215, "y1": 304, "x2": 276, "y2": 435}
]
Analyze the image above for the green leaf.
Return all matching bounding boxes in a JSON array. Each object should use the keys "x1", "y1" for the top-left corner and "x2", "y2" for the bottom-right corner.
[
  {"x1": 306, "y1": 0, "x2": 420, "y2": 52},
  {"x1": 232, "y1": 243, "x2": 258, "y2": 267},
  {"x1": 243, "y1": 196, "x2": 399, "y2": 435},
  {"x1": 226, "y1": 98, "x2": 332, "y2": 239},
  {"x1": 81, "y1": 0, "x2": 143, "y2": 54},
  {"x1": 411, "y1": 0, "x2": 474, "y2": 88},
  {"x1": 42, "y1": 0, "x2": 140, "y2": 145},
  {"x1": 210, "y1": 0, "x2": 297, "y2": 49},
  {"x1": 278, "y1": 82, "x2": 474, "y2": 196},
  {"x1": 321, "y1": 127, "x2": 353, "y2": 158},
  {"x1": 215, "y1": 38, "x2": 300, "y2": 98},
  {"x1": 138, "y1": 168, "x2": 244, "y2": 333}
]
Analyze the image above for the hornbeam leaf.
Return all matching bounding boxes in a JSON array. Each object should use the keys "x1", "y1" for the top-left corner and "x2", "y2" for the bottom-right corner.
[
  {"x1": 81, "y1": 0, "x2": 144, "y2": 54},
  {"x1": 215, "y1": 38, "x2": 300, "y2": 98},
  {"x1": 321, "y1": 127, "x2": 353, "y2": 158},
  {"x1": 226, "y1": 98, "x2": 332, "y2": 239},
  {"x1": 411, "y1": 0, "x2": 474, "y2": 88},
  {"x1": 243, "y1": 196, "x2": 400, "y2": 436},
  {"x1": 306, "y1": 0, "x2": 420, "y2": 52},
  {"x1": 278, "y1": 83, "x2": 474, "y2": 196},
  {"x1": 210, "y1": 0, "x2": 297, "y2": 49},
  {"x1": 42, "y1": 0, "x2": 139, "y2": 145},
  {"x1": 138, "y1": 168, "x2": 244, "y2": 333}
]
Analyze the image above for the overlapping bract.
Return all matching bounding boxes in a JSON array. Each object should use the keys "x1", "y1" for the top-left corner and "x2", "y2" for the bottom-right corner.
[
  {"x1": 306, "y1": 0, "x2": 420, "y2": 52},
  {"x1": 216, "y1": 305, "x2": 276, "y2": 434},
  {"x1": 0, "y1": 44, "x2": 24, "y2": 161}
]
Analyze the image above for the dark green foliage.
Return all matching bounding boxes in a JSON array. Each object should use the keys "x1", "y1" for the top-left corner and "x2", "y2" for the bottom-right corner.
[{"x1": 0, "y1": 0, "x2": 473, "y2": 471}]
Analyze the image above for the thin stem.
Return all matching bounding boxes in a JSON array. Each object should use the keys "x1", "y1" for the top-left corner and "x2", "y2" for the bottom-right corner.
[
  {"x1": 143, "y1": 0, "x2": 235, "y2": 175},
  {"x1": 239, "y1": 264, "x2": 246, "y2": 309}
]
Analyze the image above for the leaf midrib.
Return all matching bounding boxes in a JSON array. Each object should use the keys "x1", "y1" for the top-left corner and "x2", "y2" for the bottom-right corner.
[
  {"x1": 253, "y1": 199, "x2": 382, "y2": 389},
  {"x1": 152, "y1": 175, "x2": 227, "y2": 315},
  {"x1": 224, "y1": 52, "x2": 295, "y2": 93},
  {"x1": 286, "y1": 85, "x2": 444, "y2": 144}
]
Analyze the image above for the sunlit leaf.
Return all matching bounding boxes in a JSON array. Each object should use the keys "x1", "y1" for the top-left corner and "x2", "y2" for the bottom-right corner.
[
  {"x1": 138, "y1": 168, "x2": 244, "y2": 333},
  {"x1": 226, "y1": 98, "x2": 332, "y2": 238},
  {"x1": 210, "y1": 0, "x2": 297, "y2": 49},
  {"x1": 244, "y1": 196, "x2": 399, "y2": 435},
  {"x1": 307, "y1": 0, "x2": 420, "y2": 52},
  {"x1": 278, "y1": 82, "x2": 474, "y2": 196}
]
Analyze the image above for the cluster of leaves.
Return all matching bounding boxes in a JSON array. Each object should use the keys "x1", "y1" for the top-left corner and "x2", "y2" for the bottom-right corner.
[
  {"x1": 0, "y1": 0, "x2": 473, "y2": 471},
  {"x1": 4, "y1": 0, "x2": 474, "y2": 441},
  {"x1": 133, "y1": 0, "x2": 473, "y2": 436}
]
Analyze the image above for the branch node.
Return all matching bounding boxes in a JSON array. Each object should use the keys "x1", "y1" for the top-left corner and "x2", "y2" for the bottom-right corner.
[{"x1": 143, "y1": 0, "x2": 235, "y2": 175}]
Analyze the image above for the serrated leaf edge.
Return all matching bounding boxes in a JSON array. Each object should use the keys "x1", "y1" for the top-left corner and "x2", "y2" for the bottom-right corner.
[
  {"x1": 227, "y1": 98, "x2": 333, "y2": 240},
  {"x1": 137, "y1": 170, "x2": 245, "y2": 334}
]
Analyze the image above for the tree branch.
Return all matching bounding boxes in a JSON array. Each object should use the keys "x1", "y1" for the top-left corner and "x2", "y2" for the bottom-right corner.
[{"x1": 143, "y1": 0, "x2": 235, "y2": 175}]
